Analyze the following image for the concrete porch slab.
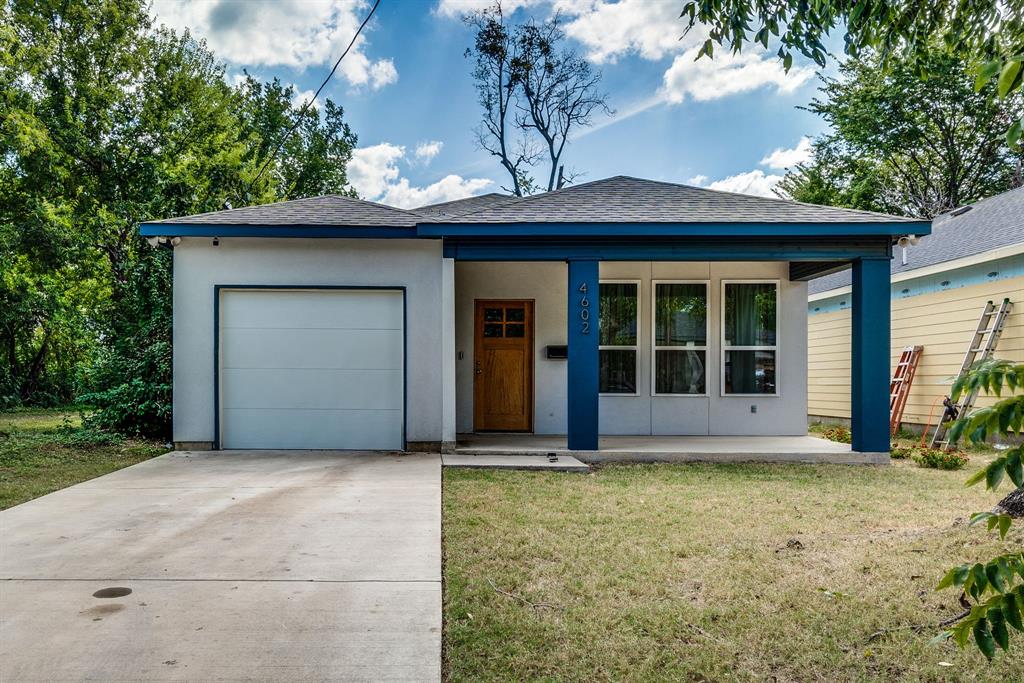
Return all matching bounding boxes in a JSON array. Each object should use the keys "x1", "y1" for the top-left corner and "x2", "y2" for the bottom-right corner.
[
  {"x1": 442, "y1": 454, "x2": 590, "y2": 472},
  {"x1": 455, "y1": 434, "x2": 888, "y2": 465}
]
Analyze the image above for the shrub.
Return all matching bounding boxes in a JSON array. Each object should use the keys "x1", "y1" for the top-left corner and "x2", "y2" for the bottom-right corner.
[
  {"x1": 890, "y1": 445, "x2": 913, "y2": 459},
  {"x1": 822, "y1": 426, "x2": 852, "y2": 443},
  {"x1": 912, "y1": 448, "x2": 968, "y2": 470},
  {"x1": 52, "y1": 425, "x2": 123, "y2": 448}
]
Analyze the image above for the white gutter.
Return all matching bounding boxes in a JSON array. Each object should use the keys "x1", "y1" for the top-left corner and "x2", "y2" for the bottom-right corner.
[{"x1": 808, "y1": 242, "x2": 1024, "y2": 302}]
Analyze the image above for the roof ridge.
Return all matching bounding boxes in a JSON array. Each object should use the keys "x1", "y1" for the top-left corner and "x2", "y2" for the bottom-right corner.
[
  {"x1": 616, "y1": 175, "x2": 923, "y2": 222},
  {"x1": 445, "y1": 176, "x2": 629, "y2": 220}
]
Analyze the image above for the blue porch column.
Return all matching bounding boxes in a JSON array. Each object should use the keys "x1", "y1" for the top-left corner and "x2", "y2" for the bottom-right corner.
[
  {"x1": 851, "y1": 256, "x2": 891, "y2": 453},
  {"x1": 567, "y1": 259, "x2": 600, "y2": 450}
]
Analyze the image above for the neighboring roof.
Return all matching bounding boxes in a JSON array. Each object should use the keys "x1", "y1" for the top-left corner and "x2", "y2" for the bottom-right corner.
[
  {"x1": 145, "y1": 194, "x2": 421, "y2": 228},
  {"x1": 436, "y1": 175, "x2": 922, "y2": 225},
  {"x1": 809, "y1": 186, "x2": 1024, "y2": 295},
  {"x1": 414, "y1": 193, "x2": 518, "y2": 218}
]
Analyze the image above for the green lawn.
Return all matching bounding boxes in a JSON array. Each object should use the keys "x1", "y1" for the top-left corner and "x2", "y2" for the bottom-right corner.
[
  {"x1": 0, "y1": 409, "x2": 169, "y2": 510},
  {"x1": 443, "y1": 458, "x2": 1023, "y2": 681}
]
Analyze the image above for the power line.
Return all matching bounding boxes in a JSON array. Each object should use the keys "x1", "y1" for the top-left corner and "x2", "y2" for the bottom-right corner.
[{"x1": 245, "y1": 0, "x2": 383, "y2": 198}]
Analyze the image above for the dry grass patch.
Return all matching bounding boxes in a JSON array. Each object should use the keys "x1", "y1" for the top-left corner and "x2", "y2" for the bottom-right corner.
[{"x1": 443, "y1": 459, "x2": 1023, "y2": 681}]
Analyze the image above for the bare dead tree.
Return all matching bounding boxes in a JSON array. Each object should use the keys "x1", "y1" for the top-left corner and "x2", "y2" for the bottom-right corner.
[
  {"x1": 464, "y1": 4, "x2": 539, "y2": 196},
  {"x1": 465, "y1": 4, "x2": 610, "y2": 194},
  {"x1": 513, "y1": 16, "x2": 611, "y2": 192}
]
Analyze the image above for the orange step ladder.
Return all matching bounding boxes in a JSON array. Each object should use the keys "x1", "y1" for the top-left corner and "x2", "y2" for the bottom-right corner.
[{"x1": 890, "y1": 345, "x2": 923, "y2": 436}]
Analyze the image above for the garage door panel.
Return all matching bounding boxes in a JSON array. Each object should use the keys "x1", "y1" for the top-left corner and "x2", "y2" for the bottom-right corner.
[
  {"x1": 221, "y1": 368, "x2": 403, "y2": 410},
  {"x1": 221, "y1": 290, "x2": 402, "y2": 330},
  {"x1": 221, "y1": 409, "x2": 403, "y2": 450},
  {"x1": 219, "y1": 289, "x2": 404, "y2": 450},
  {"x1": 222, "y1": 328, "x2": 403, "y2": 370}
]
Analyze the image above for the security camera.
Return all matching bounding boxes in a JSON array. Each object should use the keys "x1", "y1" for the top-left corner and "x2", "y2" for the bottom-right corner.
[
  {"x1": 170, "y1": 236, "x2": 181, "y2": 246},
  {"x1": 896, "y1": 234, "x2": 920, "y2": 248}
]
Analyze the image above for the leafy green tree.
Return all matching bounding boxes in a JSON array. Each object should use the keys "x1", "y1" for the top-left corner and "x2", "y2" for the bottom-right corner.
[
  {"x1": 777, "y1": 50, "x2": 1023, "y2": 217},
  {"x1": 934, "y1": 359, "x2": 1024, "y2": 659},
  {"x1": 235, "y1": 74, "x2": 358, "y2": 202},
  {"x1": 2, "y1": 0, "x2": 358, "y2": 434},
  {"x1": 680, "y1": 0, "x2": 1024, "y2": 147}
]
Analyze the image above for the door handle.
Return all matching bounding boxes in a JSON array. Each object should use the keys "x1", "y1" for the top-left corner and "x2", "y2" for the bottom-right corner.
[{"x1": 475, "y1": 361, "x2": 482, "y2": 375}]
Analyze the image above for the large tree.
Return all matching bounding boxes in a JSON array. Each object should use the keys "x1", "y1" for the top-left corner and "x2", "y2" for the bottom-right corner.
[
  {"x1": 680, "y1": 0, "x2": 1024, "y2": 147},
  {"x1": 1, "y1": 0, "x2": 357, "y2": 431},
  {"x1": 777, "y1": 50, "x2": 1023, "y2": 217},
  {"x1": 465, "y1": 4, "x2": 610, "y2": 195}
]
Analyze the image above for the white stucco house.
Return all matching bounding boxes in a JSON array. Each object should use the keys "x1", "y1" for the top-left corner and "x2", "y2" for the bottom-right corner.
[{"x1": 140, "y1": 176, "x2": 929, "y2": 456}]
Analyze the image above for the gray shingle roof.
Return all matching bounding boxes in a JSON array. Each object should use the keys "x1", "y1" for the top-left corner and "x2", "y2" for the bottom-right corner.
[
  {"x1": 148, "y1": 194, "x2": 421, "y2": 227},
  {"x1": 809, "y1": 186, "x2": 1024, "y2": 295},
  {"x1": 414, "y1": 193, "x2": 519, "y2": 217},
  {"x1": 440, "y1": 175, "x2": 921, "y2": 224}
]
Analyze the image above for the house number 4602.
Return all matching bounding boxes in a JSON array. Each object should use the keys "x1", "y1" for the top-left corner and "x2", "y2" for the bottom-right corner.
[{"x1": 578, "y1": 282, "x2": 590, "y2": 334}]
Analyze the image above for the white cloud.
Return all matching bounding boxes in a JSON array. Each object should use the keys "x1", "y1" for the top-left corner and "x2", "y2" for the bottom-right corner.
[
  {"x1": 380, "y1": 175, "x2": 494, "y2": 208},
  {"x1": 705, "y1": 170, "x2": 784, "y2": 198},
  {"x1": 760, "y1": 137, "x2": 813, "y2": 169},
  {"x1": 152, "y1": 0, "x2": 397, "y2": 89},
  {"x1": 687, "y1": 174, "x2": 708, "y2": 186},
  {"x1": 660, "y1": 48, "x2": 815, "y2": 103},
  {"x1": 560, "y1": 0, "x2": 689, "y2": 63},
  {"x1": 414, "y1": 140, "x2": 444, "y2": 162},
  {"x1": 348, "y1": 143, "x2": 406, "y2": 199},
  {"x1": 348, "y1": 142, "x2": 493, "y2": 209}
]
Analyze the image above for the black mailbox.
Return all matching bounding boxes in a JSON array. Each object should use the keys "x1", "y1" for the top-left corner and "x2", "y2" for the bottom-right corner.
[{"x1": 546, "y1": 345, "x2": 568, "y2": 359}]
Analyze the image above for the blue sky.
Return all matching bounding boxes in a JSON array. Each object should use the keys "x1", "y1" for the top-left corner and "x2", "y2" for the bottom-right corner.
[{"x1": 152, "y1": 0, "x2": 836, "y2": 208}]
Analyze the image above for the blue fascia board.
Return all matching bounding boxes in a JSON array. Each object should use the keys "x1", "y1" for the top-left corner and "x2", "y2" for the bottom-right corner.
[
  {"x1": 419, "y1": 220, "x2": 932, "y2": 238},
  {"x1": 139, "y1": 223, "x2": 419, "y2": 238},
  {"x1": 443, "y1": 241, "x2": 891, "y2": 262}
]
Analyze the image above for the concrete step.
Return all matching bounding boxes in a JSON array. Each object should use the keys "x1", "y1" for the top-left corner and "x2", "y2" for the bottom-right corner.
[{"x1": 441, "y1": 454, "x2": 590, "y2": 472}]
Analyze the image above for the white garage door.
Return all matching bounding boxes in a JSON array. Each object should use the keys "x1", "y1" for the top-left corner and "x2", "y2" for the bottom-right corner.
[{"x1": 219, "y1": 288, "x2": 404, "y2": 450}]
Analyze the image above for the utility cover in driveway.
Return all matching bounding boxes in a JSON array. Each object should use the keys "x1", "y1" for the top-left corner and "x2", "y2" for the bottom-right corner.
[{"x1": 219, "y1": 288, "x2": 404, "y2": 450}]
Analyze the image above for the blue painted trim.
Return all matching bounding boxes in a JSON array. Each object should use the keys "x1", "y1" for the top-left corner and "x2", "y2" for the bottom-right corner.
[
  {"x1": 420, "y1": 221, "x2": 930, "y2": 238},
  {"x1": 212, "y1": 284, "x2": 408, "y2": 451},
  {"x1": 808, "y1": 255, "x2": 1024, "y2": 315},
  {"x1": 567, "y1": 260, "x2": 600, "y2": 450},
  {"x1": 142, "y1": 224, "x2": 418, "y2": 238},
  {"x1": 145, "y1": 220, "x2": 929, "y2": 241},
  {"x1": 850, "y1": 258, "x2": 891, "y2": 453},
  {"x1": 444, "y1": 239, "x2": 891, "y2": 262}
]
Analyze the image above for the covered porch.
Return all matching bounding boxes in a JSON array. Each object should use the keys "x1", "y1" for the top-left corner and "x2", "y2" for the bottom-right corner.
[{"x1": 431, "y1": 177, "x2": 931, "y2": 458}]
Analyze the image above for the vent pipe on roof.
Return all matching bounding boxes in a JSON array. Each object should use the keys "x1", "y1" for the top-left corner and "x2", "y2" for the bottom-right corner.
[{"x1": 950, "y1": 205, "x2": 973, "y2": 216}]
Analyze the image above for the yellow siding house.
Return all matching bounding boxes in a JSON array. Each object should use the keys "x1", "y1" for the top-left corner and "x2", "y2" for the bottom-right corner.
[{"x1": 808, "y1": 187, "x2": 1024, "y2": 430}]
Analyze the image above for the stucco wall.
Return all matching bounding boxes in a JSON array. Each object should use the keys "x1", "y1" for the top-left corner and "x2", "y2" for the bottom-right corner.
[
  {"x1": 809, "y1": 273, "x2": 1024, "y2": 426},
  {"x1": 172, "y1": 237, "x2": 445, "y2": 445},
  {"x1": 455, "y1": 261, "x2": 808, "y2": 436}
]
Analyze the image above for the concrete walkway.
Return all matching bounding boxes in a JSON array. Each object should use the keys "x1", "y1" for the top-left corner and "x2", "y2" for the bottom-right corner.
[
  {"x1": 455, "y1": 434, "x2": 885, "y2": 464},
  {"x1": 0, "y1": 451, "x2": 441, "y2": 682}
]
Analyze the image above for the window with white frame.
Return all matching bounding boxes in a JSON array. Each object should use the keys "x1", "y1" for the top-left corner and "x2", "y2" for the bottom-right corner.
[
  {"x1": 598, "y1": 281, "x2": 638, "y2": 394},
  {"x1": 722, "y1": 281, "x2": 778, "y2": 395},
  {"x1": 652, "y1": 281, "x2": 707, "y2": 395}
]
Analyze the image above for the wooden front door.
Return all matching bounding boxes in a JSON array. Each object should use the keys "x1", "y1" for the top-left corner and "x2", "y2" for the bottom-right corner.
[{"x1": 474, "y1": 300, "x2": 534, "y2": 431}]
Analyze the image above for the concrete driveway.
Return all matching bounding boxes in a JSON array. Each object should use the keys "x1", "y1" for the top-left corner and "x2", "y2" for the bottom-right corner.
[{"x1": 0, "y1": 451, "x2": 441, "y2": 682}]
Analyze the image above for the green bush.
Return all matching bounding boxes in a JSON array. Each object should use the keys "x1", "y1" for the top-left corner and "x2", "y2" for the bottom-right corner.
[
  {"x1": 890, "y1": 445, "x2": 913, "y2": 459},
  {"x1": 80, "y1": 251, "x2": 172, "y2": 440},
  {"x1": 52, "y1": 425, "x2": 123, "y2": 448},
  {"x1": 912, "y1": 448, "x2": 968, "y2": 470},
  {"x1": 822, "y1": 426, "x2": 852, "y2": 443}
]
